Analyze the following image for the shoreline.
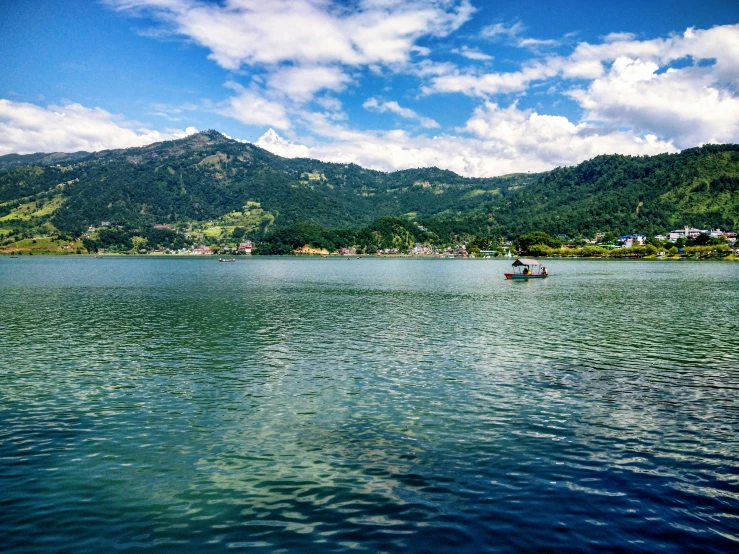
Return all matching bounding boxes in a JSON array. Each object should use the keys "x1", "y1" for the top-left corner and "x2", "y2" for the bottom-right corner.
[{"x1": 2, "y1": 252, "x2": 737, "y2": 261}]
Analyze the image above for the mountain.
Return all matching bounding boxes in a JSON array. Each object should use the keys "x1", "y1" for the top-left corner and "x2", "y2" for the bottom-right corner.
[
  {"x1": 0, "y1": 130, "x2": 534, "y2": 238},
  {"x1": 477, "y1": 144, "x2": 739, "y2": 237},
  {"x1": 0, "y1": 130, "x2": 737, "y2": 248},
  {"x1": 0, "y1": 150, "x2": 91, "y2": 171}
]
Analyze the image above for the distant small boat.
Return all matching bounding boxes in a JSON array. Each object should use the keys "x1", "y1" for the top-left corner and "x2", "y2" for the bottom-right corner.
[
  {"x1": 505, "y1": 258, "x2": 548, "y2": 280},
  {"x1": 9, "y1": 255, "x2": 18, "y2": 258},
  {"x1": 218, "y1": 258, "x2": 236, "y2": 263}
]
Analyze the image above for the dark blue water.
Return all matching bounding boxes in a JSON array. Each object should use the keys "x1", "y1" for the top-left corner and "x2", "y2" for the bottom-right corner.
[{"x1": 1, "y1": 257, "x2": 738, "y2": 552}]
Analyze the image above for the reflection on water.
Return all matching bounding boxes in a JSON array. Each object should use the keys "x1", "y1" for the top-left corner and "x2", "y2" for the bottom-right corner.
[{"x1": 1, "y1": 257, "x2": 738, "y2": 552}]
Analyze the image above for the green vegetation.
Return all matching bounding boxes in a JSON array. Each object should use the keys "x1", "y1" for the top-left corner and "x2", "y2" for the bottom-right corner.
[
  {"x1": 514, "y1": 232, "x2": 564, "y2": 254},
  {"x1": 255, "y1": 217, "x2": 427, "y2": 255},
  {"x1": 477, "y1": 145, "x2": 739, "y2": 236},
  {"x1": 80, "y1": 227, "x2": 187, "y2": 253},
  {"x1": 0, "y1": 131, "x2": 737, "y2": 256}
]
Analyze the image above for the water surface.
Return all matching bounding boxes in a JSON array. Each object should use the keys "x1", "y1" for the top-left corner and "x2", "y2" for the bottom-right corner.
[{"x1": 1, "y1": 257, "x2": 738, "y2": 552}]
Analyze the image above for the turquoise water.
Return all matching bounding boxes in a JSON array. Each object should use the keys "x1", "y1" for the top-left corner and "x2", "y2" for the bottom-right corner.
[{"x1": 1, "y1": 257, "x2": 738, "y2": 552}]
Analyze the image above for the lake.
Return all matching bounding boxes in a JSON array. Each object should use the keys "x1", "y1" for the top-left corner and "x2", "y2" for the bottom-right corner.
[{"x1": 1, "y1": 256, "x2": 738, "y2": 552}]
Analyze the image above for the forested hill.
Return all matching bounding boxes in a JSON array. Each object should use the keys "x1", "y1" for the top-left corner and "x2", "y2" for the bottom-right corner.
[
  {"x1": 482, "y1": 144, "x2": 739, "y2": 237},
  {"x1": 0, "y1": 130, "x2": 535, "y2": 236},
  {"x1": 0, "y1": 130, "x2": 738, "y2": 241}
]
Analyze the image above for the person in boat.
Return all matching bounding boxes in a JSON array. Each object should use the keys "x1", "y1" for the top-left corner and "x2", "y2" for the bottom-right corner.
[
  {"x1": 542, "y1": 267, "x2": 548, "y2": 276},
  {"x1": 523, "y1": 267, "x2": 530, "y2": 275}
]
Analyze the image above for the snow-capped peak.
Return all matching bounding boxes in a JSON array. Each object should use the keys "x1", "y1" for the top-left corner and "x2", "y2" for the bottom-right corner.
[{"x1": 257, "y1": 128, "x2": 285, "y2": 146}]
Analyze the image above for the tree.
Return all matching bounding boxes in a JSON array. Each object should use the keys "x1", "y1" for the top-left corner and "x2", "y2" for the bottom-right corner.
[
  {"x1": 602, "y1": 232, "x2": 617, "y2": 245},
  {"x1": 693, "y1": 233, "x2": 712, "y2": 246},
  {"x1": 467, "y1": 235, "x2": 491, "y2": 255},
  {"x1": 82, "y1": 238, "x2": 98, "y2": 253},
  {"x1": 514, "y1": 232, "x2": 562, "y2": 254}
]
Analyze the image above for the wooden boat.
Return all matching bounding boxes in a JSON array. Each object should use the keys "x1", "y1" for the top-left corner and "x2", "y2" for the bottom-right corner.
[
  {"x1": 218, "y1": 258, "x2": 236, "y2": 263},
  {"x1": 505, "y1": 258, "x2": 548, "y2": 279}
]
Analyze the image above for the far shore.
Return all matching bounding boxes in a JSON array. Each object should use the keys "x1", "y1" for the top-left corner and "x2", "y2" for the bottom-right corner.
[{"x1": 2, "y1": 251, "x2": 737, "y2": 262}]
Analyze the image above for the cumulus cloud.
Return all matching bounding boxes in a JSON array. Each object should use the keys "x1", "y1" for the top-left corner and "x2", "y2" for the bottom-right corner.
[
  {"x1": 108, "y1": 0, "x2": 475, "y2": 105},
  {"x1": 363, "y1": 97, "x2": 439, "y2": 128},
  {"x1": 462, "y1": 102, "x2": 676, "y2": 168},
  {"x1": 314, "y1": 96, "x2": 343, "y2": 112},
  {"x1": 425, "y1": 58, "x2": 562, "y2": 96},
  {"x1": 255, "y1": 104, "x2": 676, "y2": 177},
  {"x1": 267, "y1": 66, "x2": 351, "y2": 103},
  {"x1": 0, "y1": 99, "x2": 196, "y2": 155},
  {"x1": 569, "y1": 57, "x2": 739, "y2": 148},
  {"x1": 219, "y1": 82, "x2": 291, "y2": 130},
  {"x1": 422, "y1": 23, "x2": 739, "y2": 149},
  {"x1": 426, "y1": 24, "x2": 739, "y2": 96},
  {"x1": 108, "y1": 0, "x2": 475, "y2": 69}
]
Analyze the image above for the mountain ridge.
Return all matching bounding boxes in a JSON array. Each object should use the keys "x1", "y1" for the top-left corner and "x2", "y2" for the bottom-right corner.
[{"x1": 0, "y1": 131, "x2": 737, "y2": 247}]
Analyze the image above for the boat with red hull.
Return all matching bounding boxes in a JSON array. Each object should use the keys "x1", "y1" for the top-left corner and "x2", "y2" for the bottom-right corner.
[{"x1": 504, "y1": 258, "x2": 548, "y2": 280}]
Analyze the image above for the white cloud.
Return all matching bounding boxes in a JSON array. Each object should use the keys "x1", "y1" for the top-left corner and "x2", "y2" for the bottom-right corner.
[
  {"x1": 517, "y1": 37, "x2": 561, "y2": 49},
  {"x1": 451, "y1": 46, "x2": 493, "y2": 61},
  {"x1": 109, "y1": 0, "x2": 474, "y2": 107},
  {"x1": 426, "y1": 24, "x2": 739, "y2": 96},
  {"x1": 0, "y1": 99, "x2": 196, "y2": 155},
  {"x1": 425, "y1": 58, "x2": 562, "y2": 96},
  {"x1": 267, "y1": 66, "x2": 351, "y2": 103},
  {"x1": 363, "y1": 97, "x2": 439, "y2": 128},
  {"x1": 462, "y1": 101, "x2": 676, "y2": 168},
  {"x1": 604, "y1": 32, "x2": 637, "y2": 43},
  {"x1": 421, "y1": 23, "x2": 739, "y2": 149},
  {"x1": 255, "y1": 104, "x2": 676, "y2": 177},
  {"x1": 219, "y1": 82, "x2": 291, "y2": 130},
  {"x1": 480, "y1": 21, "x2": 524, "y2": 40},
  {"x1": 109, "y1": 0, "x2": 474, "y2": 69},
  {"x1": 314, "y1": 96, "x2": 343, "y2": 112},
  {"x1": 569, "y1": 56, "x2": 739, "y2": 148}
]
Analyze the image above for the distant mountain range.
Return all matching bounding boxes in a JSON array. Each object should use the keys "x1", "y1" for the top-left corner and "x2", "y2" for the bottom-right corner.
[{"x1": 1, "y1": 130, "x2": 737, "y2": 242}]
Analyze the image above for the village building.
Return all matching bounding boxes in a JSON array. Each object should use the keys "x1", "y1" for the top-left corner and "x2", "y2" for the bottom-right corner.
[
  {"x1": 238, "y1": 241, "x2": 253, "y2": 254},
  {"x1": 620, "y1": 234, "x2": 647, "y2": 248},
  {"x1": 667, "y1": 226, "x2": 708, "y2": 241}
]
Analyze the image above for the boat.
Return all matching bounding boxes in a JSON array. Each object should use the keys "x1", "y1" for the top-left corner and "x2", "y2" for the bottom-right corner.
[
  {"x1": 504, "y1": 258, "x2": 548, "y2": 280},
  {"x1": 218, "y1": 258, "x2": 236, "y2": 263}
]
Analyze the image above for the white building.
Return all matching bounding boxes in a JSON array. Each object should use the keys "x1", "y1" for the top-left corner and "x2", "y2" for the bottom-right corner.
[{"x1": 667, "y1": 227, "x2": 708, "y2": 241}]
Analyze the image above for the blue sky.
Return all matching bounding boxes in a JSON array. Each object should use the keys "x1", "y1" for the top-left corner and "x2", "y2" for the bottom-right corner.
[{"x1": 1, "y1": 0, "x2": 738, "y2": 176}]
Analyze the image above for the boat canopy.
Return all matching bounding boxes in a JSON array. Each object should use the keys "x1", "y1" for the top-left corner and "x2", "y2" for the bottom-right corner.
[{"x1": 512, "y1": 258, "x2": 541, "y2": 267}]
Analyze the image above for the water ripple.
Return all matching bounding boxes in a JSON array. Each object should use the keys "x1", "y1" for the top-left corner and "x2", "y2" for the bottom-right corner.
[{"x1": 0, "y1": 257, "x2": 738, "y2": 552}]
